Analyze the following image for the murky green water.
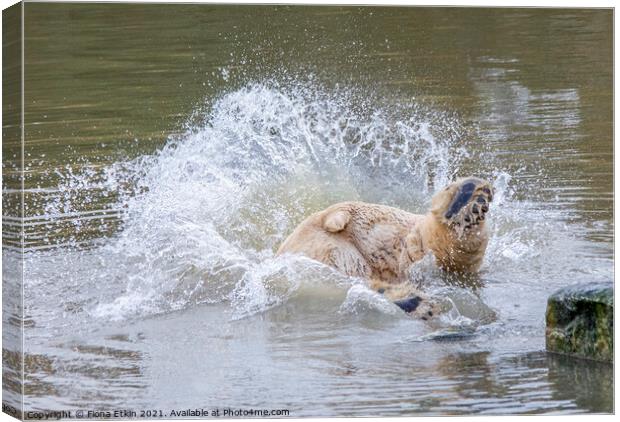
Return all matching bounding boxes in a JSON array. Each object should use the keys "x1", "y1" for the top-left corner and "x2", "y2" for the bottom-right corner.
[{"x1": 3, "y1": 3, "x2": 613, "y2": 416}]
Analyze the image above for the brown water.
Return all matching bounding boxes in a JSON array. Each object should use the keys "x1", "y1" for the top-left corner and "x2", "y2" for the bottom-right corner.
[{"x1": 2, "y1": 3, "x2": 613, "y2": 417}]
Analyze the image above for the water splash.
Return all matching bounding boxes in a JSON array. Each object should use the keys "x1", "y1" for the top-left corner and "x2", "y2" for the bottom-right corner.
[
  {"x1": 26, "y1": 80, "x2": 599, "y2": 328},
  {"x1": 27, "y1": 81, "x2": 469, "y2": 321}
]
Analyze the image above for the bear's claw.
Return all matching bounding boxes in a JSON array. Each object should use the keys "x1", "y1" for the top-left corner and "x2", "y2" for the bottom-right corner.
[{"x1": 449, "y1": 180, "x2": 493, "y2": 234}]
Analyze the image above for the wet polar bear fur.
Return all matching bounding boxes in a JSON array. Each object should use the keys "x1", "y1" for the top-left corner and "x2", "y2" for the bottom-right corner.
[{"x1": 277, "y1": 177, "x2": 494, "y2": 318}]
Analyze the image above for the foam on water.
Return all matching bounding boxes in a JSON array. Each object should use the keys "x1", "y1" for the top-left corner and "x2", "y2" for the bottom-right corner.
[{"x1": 25, "y1": 80, "x2": 607, "y2": 330}]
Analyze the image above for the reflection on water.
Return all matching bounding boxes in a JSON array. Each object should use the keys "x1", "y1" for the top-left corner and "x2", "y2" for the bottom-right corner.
[
  {"x1": 16, "y1": 304, "x2": 614, "y2": 416},
  {"x1": 2, "y1": 3, "x2": 613, "y2": 417},
  {"x1": 546, "y1": 353, "x2": 614, "y2": 413}
]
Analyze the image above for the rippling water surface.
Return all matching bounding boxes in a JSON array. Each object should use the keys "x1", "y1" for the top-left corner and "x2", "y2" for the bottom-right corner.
[{"x1": 3, "y1": 4, "x2": 613, "y2": 416}]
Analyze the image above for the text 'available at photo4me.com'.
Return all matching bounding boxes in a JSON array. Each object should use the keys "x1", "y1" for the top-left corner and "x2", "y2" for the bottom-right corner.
[{"x1": 3, "y1": 404, "x2": 291, "y2": 420}]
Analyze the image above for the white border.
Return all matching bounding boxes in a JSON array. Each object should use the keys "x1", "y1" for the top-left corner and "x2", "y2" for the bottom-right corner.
[{"x1": 0, "y1": 2, "x2": 616, "y2": 422}]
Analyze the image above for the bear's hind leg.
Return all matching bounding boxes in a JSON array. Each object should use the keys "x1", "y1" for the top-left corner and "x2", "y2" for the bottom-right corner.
[{"x1": 324, "y1": 242, "x2": 371, "y2": 279}]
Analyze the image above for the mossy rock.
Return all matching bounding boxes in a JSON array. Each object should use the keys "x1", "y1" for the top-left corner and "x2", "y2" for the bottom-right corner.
[{"x1": 546, "y1": 282, "x2": 613, "y2": 362}]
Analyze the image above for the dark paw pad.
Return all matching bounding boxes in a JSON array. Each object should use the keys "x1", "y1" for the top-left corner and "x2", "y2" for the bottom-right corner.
[
  {"x1": 444, "y1": 182, "x2": 476, "y2": 219},
  {"x1": 393, "y1": 296, "x2": 422, "y2": 313}
]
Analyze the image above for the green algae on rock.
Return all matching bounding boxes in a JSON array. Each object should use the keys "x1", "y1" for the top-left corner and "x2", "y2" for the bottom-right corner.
[{"x1": 546, "y1": 282, "x2": 613, "y2": 362}]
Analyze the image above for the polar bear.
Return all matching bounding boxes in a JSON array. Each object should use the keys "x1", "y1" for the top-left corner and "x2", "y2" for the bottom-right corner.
[{"x1": 276, "y1": 177, "x2": 494, "y2": 317}]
